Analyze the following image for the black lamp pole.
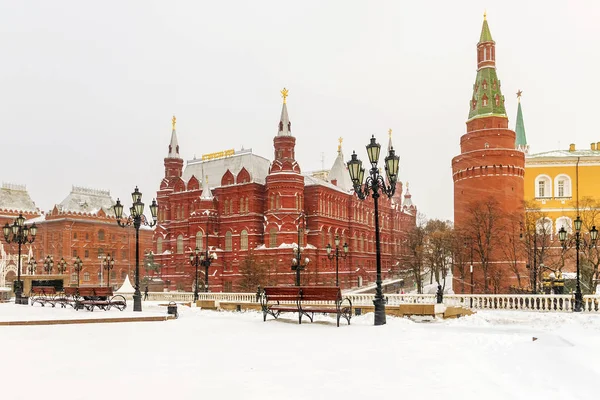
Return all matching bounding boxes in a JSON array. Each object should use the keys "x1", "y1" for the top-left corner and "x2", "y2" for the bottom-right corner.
[
  {"x1": 347, "y1": 135, "x2": 400, "y2": 326},
  {"x1": 114, "y1": 187, "x2": 158, "y2": 312},
  {"x1": 43, "y1": 255, "x2": 54, "y2": 275},
  {"x1": 291, "y1": 213, "x2": 309, "y2": 286},
  {"x1": 190, "y1": 247, "x2": 201, "y2": 300},
  {"x1": 73, "y1": 256, "x2": 83, "y2": 287},
  {"x1": 3, "y1": 214, "x2": 38, "y2": 304},
  {"x1": 102, "y1": 253, "x2": 115, "y2": 288},
  {"x1": 559, "y1": 217, "x2": 598, "y2": 312},
  {"x1": 326, "y1": 235, "x2": 348, "y2": 287}
]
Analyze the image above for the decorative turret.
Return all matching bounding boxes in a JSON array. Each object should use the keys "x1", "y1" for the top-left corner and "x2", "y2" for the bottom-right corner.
[
  {"x1": 164, "y1": 115, "x2": 183, "y2": 179},
  {"x1": 515, "y1": 90, "x2": 529, "y2": 153},
  {"x1": 270, "y1": 88, "x2": 300, "y2": 174},
  {"x1": 468, "y1": 13, "x2": 506, "y2": 122},
  {"x1": 328, "y1": 137, "x2": 353, "y2": 191},
  {"x1": 402, "y1": 182, "x2": 415, "y2": 213}
]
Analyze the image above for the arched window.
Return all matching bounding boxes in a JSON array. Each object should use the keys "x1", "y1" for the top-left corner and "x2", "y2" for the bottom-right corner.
[
  {"x1": 556, "y1": 216, "x2": 573, "y2": 234},
  {"x1": 240, "y1": 230, "x2": 248, "y2": 250},
  {"x1": 225, "y1": 231, "x2": 233, "y2": 251},
  {"x1": 229, "y1": 201, "x2": 234, "y2": 214},
  {"x1": 176, "y1": 235, "x2": 184, "y2": 254},
  {"x1": 98, "y1": 230, "x2": 105, "y2": 241},
  {"x1": 536, "y1": 217, "x2": 553, "y2": 236},
  {"x1": 554, "y1": 174, "x2": 572, "y2": 198},
  {"x1": 71, "y1": 273, "x2": 77, "y2": 283},
  {"x1": 269, "y1": 228, "x2": 278, "y2": 248},
  {"x1": 240, "y1": 198, "x2": 244, "y2": 214},
  {"x1": 195, "y1": 231, "x2": 203, "y2": 250},
  {"x1": 84, "y1": 272, "x2": 90, "y2": 282},
  {"x1": 535, "y1": 175, "x2": 552, "y2": 198},
  {"x1": 224, "y1": 199, "x2": 229, "y2": 215},
  {"x1": 157, "y1": 237, "x2": 163, "y2": 254},
  {"x1": 276, "y1": 194, "x2": 281, "y2": 209}
]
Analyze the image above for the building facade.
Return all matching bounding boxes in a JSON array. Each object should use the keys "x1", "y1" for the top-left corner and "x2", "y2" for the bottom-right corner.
[
  {"x1": 154, "y1": 95, "x2": 417, "y2": 292},
  {"x1": 0, "y1": 184, "x2": 153, "y2": 289}
]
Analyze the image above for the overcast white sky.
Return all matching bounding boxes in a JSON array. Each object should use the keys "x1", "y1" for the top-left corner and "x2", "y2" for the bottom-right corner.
[{"x1": 1, "y1": 1, "x2": 598, "y2": 222}]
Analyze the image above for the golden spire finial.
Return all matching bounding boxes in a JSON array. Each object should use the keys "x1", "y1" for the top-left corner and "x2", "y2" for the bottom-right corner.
[
  {"x1": 172, "y1": 115, "x2": 177, "y2": 130},
  {"x1": 483, "y1": 10, "x2": 487, "y2": 20},
  {"x1": 281, "y1": 88, "x2": 289, "y2": 104},
  {"x1": 338, "y1": 137, "x2": 343, "y2": 152},
  {"x1": 388, "y1": 128, "x2": 392, "y2": 138},
  {"x1": 516, "y1": 89, "x2": 523, "y2": 102}
]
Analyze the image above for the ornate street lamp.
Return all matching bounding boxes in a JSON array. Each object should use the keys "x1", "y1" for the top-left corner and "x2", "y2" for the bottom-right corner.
[
  {"x1": 347, "y1": 135, "x2": 399, "y2": 326},
  {"x1": 291, "y1": 213, "x2": 309, "y2": 286},
  {"x1": 57, "y1": 257, "x2": 68, "y2": 274},
  {"x1": 114, "y1": 187, "x2": 158, "y2": 312},
  {"x1": 3, "y1": 214, "x2": 37, "y2": 304},
  {"x1": 27, "y1": 259, "x2": 37, "y2": 275},
  {"x1": 102, "y1": 253, "x2": 115, "y2": 287},
  {"x1": 190, "y1": 242, "x2": 217, "y2": 298},
  {"x1": 558, "y1": 218, "x2": 598, "y2": 312},
  {"x1": 73, "y1": 256, "x2": 83, "y2": 286},
  {"x1": 326, "y1": 235, "x2": 348, "y2": 287},
  {"x1": 43, "y1": 255, "x2": 54, "y2": 275}
]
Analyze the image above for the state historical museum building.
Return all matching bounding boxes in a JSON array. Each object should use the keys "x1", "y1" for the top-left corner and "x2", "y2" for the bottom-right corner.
[{"x1": 154, "y1": 94, "x2": 417, "y2": 292}]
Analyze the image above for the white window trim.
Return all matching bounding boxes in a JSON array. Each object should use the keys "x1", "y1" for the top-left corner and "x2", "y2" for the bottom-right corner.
[
  {"x1": 534, "y1": 174, "x2": 552, "y2": 198},
  {"x1": 553, "y1": 174, "x2": 572, "y2": 198}
]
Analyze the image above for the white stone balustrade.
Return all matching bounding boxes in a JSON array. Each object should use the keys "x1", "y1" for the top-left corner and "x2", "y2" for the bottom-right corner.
[{"x1": 143, "y1": 291, "x2": 600, "y2": 313}]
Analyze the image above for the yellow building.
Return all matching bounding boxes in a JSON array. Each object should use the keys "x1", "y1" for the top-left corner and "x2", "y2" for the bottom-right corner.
[{"x1": 525, "y1": 142, "x2": 600, "y2": 232}]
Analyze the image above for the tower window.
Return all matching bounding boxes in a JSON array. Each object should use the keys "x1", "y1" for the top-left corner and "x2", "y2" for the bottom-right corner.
[{"x1": 482, "y1": 80, "x2": 488, "y2": 90}]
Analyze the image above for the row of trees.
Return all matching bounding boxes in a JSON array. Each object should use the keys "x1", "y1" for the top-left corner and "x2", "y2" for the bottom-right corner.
[{"x1": 398, "y1": 196, "x2": 600, "y2": 294}]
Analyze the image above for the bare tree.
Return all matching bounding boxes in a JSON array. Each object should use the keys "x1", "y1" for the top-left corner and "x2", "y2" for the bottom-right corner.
[
  {"x1": 500, "y1": 213, "x2": 524, "y2": 289},
  {"x1": 575, "y1": 197, "x2": 600, "y2": 292},
  {"x1": 239, "y1": 252, "x2": 270, "y2": 291},
  {"x1": 463, "y1": 197, "x2": 505, "y2": 293},
  {"x1": 399, "y1": 213, "x2": 427, "y2": 293},
  {"x1": 523, "y1": 201, "x2": 557, "y2": 292},
  {"x1": 424, "y1": 219, "x2": 453, "y2": 291}
]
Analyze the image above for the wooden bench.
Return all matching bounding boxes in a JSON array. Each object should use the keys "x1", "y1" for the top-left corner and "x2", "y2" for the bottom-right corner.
[
  {"x1": 75, "y1": 287, "x2": 127, "y2": 312},
  {"x1": 30, "y1": 286, "x2": 58, "y2": 307},
  {"x1": 261, "y1": 286, "x2": 352, "y2": 327},
  {"x1": 53, "y1": 287, "x2": 79, "y2": 308}
]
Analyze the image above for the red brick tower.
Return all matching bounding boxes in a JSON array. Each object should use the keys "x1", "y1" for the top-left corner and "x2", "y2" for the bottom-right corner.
[
  {"x1": 452, "y1": 15, "x2": 525, "y2": 228},
  {"x1": 264, "y1": 88, "x2": 306, "y2": 246}
]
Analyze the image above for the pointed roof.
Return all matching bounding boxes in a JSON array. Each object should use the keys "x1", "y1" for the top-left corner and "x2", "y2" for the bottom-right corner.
[
  {"x1": 168, "y1": 115, "x2": 180, "y2": 158},
  {"x1": 0, "y1": 183, "x2": 38, "y2": 213},
  {"x1": 515, "y1": 91, "x2": 528, "y2": 152},
  {"x1": 467, "y1": 16, "x2": 506, "y2": 122},
  {"x1": 479, "y1": 12, "x2": 493, "y2": 43},
  {"x1": 277, "y1": 88, "x2": 292, "y2": 136},
  {"x1": 327, "y1": 138, "x2": 353, "y2": 192},
  {"x1": 402, "y1": 182, "x2": 414, "y2": 209},
  {"x1": 58, "y1": 186, "x2": 115, "y2": 216},
  {"x1": 200, "y1": 167, "x2": 214, "y2": 200},
  {"x1": 387, "y1": 128, "x2": 393, "y2": 152},
  {"x1": 116, "y1": 274, "x2": 135, "y2": 293}
]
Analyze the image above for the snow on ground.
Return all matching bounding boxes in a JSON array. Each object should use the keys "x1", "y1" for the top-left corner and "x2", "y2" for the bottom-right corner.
[{"x1": 1, "y1": 304, "x2": 599, "y2": 400}]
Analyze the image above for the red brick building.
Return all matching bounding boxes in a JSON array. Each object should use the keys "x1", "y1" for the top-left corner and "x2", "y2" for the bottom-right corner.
[
  {"x1": 0, "y1": 184, "x2": 153, "y2": 289},
  {"x1": 154, "y1": 95, "x2": 417, "y2": 292},
  {"x1": 451, "y1": 16, "x2": 526, "y2": 292}
]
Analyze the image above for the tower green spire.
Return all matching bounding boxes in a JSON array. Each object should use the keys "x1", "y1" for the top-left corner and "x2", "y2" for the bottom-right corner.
[
  {"x1": 515, "y1": 90, "x2": 529, "y2": 152},
  {"x1": 479, "y1": 12, "x2": 493, "y2": 43},
  {"x1": 467, "y1": 14, "x2": 507, "y2": 121}
]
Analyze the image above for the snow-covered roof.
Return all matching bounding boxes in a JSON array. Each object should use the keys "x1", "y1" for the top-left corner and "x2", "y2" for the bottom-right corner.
[
  {"x1": 527, "y1": 149, "x2": 600, "y2": 160},
  {"x1": 303, "y1": 174, "x2": 351, "y2": 194},
  {"x1": 327, "y1": 149, "x2": 353, "y2": 192},
  {"x1": 0, "y1": 183, "x2": 38, "y2": 213},
  {"x1": 183, "y1": 149, "x2": 271, "y2": 187},
  {"x1": 57, "y1": 186, "x2": 116, "y2": 216}
]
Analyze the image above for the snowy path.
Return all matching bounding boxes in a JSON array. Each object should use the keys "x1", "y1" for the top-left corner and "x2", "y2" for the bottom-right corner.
[{"x1": 0, "y1": 306, "x2": 598, "y2": 399}]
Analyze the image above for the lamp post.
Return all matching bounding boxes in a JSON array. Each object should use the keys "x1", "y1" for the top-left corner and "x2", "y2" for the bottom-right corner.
[
  {"x1": 57, "y1": 257, "x2": 68, "y2": 274},
  {"x1": 102, "y1": 253, "x2": 115, "y2": 288},
  {"x1": 190, "y1": 247, "x2": 201, "y2": 300},
  {"x1": 43, "y1": 255, "x2": 54, "y2": 275},
  {"x1": 291, "y1": 213, "x2": 309, "y2": 286},
  {"x1": 558, "y1": 217, "x2": 598, "y2": 312},
  {"x1": 27, "y1": 259, "x2": 37, "y2": 275},
  {"x1": 3, "y1": 214, "x2": 37, "y2": 304},
  {"x1": 347, "y1": 135, "x2": 400, "y2": 326},
  {"x1": 326, "y1": 235, "x2": 348, "y2": 287},
  {"x1": 73, "y1": 256, "x2": 83, "y2": 286},
  {"x1": 114, "y1": 187, "x2": 158, "y2": 312}
]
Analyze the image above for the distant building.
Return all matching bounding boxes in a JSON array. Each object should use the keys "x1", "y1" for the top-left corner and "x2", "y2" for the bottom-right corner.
[
  {"x1": 0, "y1": 184, "x2": 153, "y2": 289},
  {"x1": 154, "y1": 94, "x2": 417, "y2": 292}
]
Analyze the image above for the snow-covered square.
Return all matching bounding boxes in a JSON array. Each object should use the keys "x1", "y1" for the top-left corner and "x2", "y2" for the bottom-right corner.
[{"x1": 1, "y1": 303, "x2": 599, "y2": 400}]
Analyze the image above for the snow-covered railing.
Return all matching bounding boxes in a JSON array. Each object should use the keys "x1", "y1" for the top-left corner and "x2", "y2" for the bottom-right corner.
[{"x1": 144, "y1": 291, "x2": 600, "y2": 312}]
